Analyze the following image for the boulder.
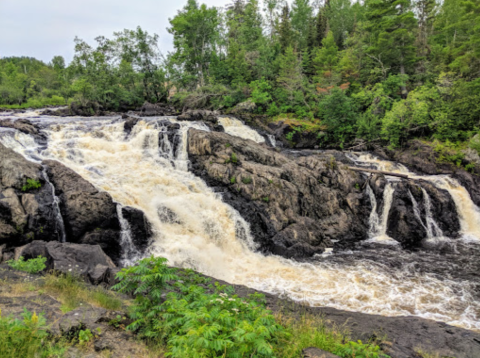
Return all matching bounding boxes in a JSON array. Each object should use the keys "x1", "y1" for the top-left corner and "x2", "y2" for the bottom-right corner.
[
  {"x1": 121, "y1": 206, "x2": 153, "y2": 254},
  {"x1": 43, "y1": 160, "x2": 122, "y2": 261},
  {"x1": 231, "y1": 100, "x2": 256, "y2": 114},
  {"x1": 187, "y1": 129, "x2": 371, "y2": 257},
  {"x1": 140, "y1": 101, "x2": 177, "y2": 117},
  {"x1": 158, "y1": 121, "x2": 182, "y2": 158},
  {"x1": 17, "y1": 240, "x2": 116, "y2": 284},
  {"x1": 374, "y1": 140, "x2": 480, "y2": 206},
  {"x1": 383, "y1": 180, "x2": 460, "y2": 247},
  {"x1": 177, "y1": 109, "x2": 219, "y2": 123},
  {"x1": 123, "y1": 115, "x2": 140, "y2": 135},
  {"x1": 303, "y1": 348, "x2": 340, "y2": 358},
  {"x1": 0, "y1": 143, "x2": 59, "y2": 247}
]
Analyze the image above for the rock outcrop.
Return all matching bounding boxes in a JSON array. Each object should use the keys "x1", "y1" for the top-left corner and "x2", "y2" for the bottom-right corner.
[
  {"x1": 121, "y1": 206, "x2": 153, "y2": 254},
  {"x1": 13, "y1": 240, "x2": 117, "y2": 285},
  {"x1": 187, "y1": 128, "x2": 371, "y2": 258},
  {"x1": 0, "y1": 143, "x2": 60, "y2": 247},
  {"x1": 374, "y1": 140, "x2": 480, "y2": 206},
  {"x1": 43, "y1": 160, "x2": 122, "y2": 262}
]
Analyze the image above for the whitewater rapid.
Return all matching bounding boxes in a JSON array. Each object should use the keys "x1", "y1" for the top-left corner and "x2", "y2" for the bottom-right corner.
[{"x1": 1, "y1": 115, "x2": 480, "y2": 331}]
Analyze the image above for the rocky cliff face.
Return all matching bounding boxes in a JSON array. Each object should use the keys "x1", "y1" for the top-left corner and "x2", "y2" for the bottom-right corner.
[
  {"x1": 43, "y1": 160, "x2": 123, "y2": 262},
  {"x1": 187, "y1": 128, "x2": 371, "y2": 258},
  {"x1": 375, "y1": 140, "x2": 480, "y2": 207},
  {"x1": 0, "y1": 143, "x2": 58, "y2": 247}
]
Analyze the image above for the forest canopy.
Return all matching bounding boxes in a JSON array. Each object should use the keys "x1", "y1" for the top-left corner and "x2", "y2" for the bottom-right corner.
[{"x1": 1, "y1": 0, "x2": 480, "y2": 149}]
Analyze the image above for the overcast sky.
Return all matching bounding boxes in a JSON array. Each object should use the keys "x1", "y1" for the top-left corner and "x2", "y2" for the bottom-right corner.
[{"x1": 0, "y1": 0, "x2": 233, "y2": 64}]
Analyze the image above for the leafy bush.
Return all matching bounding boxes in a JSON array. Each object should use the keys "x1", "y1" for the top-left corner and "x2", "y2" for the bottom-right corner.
[
  {"x1": 113, "y1": 257, "x2": 288, "y2": 357},
  {"x1": 112, "y1": 256, "x2": 179, "y2": 338},
  {"x1": 7, "y1": 256, "x2": 47, "y2": 274},
  {"x1": 334, "y1": 340, "x2": 389, "y2": 358},
  {"x1": 242, "y1": 177, "x2": 252, "y2": 184},
  {"x1": 0, "y1": 308, "x2": 59, "y2": 358},
  {"x1": 21, "y1": 178, "x2": 41, "y2": 192}
]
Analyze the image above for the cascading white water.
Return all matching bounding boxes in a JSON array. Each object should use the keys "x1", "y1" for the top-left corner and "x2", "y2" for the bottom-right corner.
[
  {"x1": 1, "y1": 117, "x2": 480, "y2": 330},
  {"x1": 116, "y1": 205, "x2": 143, "y2": 266},
  {"x1": 42, "y1": 168, "x2": 66, "y2": 242},
  {"x1": 267, "y1": 134, "x2": 276, "y2": 147},
  {"x1": 422, "y1": 188, "x2": 444, "y2": 239},
  {"x1": 218, "y1": 117, "x2": 266, "y2": 144},
  {"x1": 350, "y1": 153, "x2": 480, "y2": 243},
  {"x1": 365, "y1": 183, "x2": 399, "y2": 245}
]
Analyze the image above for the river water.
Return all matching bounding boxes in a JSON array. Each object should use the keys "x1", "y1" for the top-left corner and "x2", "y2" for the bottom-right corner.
[{"x1": 1, "y1": 110, "x2": 479, "y2": 331}]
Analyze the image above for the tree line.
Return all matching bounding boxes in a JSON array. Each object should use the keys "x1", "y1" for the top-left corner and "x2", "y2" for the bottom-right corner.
[{"x1": 1, "y1": 0, "x2": 480, "y2": 149}]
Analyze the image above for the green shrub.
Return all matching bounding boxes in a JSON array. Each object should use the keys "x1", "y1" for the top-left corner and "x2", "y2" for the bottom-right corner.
[
  {"x1": 0, "y1": 308, "x2": 62, "y2": 358},
  {"x1": 113, "y1": 257, "x2": 287, "y2": 357},
  {"x1": 230, "y1": 176, "x2": 236, "y2": 184},
  {"x1": 7, "y1": 256, "x2": 47, "y2": 274},
  {"x1": 21, "y1": 178, "x2": 41, "y2": 192},
  {"x1": 334, "y1": 340, "x2": 389, "y2": 358},
  {"x1": 162, "y1": 285, "x2": 286, "y2": 358},
  {"x1": 242, "y1": 177, "x2": 252, "y2": 184},
  {"x1": 112, "y1": 256, "x2": 179, "y2": 338}
]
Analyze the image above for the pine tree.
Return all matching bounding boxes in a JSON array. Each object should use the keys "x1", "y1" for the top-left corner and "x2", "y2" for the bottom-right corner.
[
  {"x1": 291, "y1": 0, "x2": 314, "y2": 51},
  {"x1": 364, "y1": 0, "x2": 418, "y2": 95},
  {"x1": 278, "y1": 4, "x2": 294, "y2": 52}
]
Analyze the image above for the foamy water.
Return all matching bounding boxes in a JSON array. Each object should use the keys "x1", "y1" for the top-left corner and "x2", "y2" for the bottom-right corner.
[{"x1": 1, "y1": 117, "x2": 480, "y2": 330}]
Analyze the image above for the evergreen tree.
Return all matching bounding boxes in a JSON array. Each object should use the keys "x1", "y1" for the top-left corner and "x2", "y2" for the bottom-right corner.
[
  {"x1": 291, "y1": 0, "x2": 313, "y2": 51},
  {"x1": 278, "y1": 4, "x2": 294, "y2": 52},
  {"x1": 364, "y1": 0, "x2": 418, "y2": 95}
]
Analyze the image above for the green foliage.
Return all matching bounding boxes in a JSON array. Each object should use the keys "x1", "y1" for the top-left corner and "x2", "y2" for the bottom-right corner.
[
  {"x1": 262, "y1": 196, "x2": 270, "y2": 203},
  {"x1": 230, "y1": 176, "x2": 236, "y2": 184},
  {"x1": 334, "y1": 340, "x2": 389, "y2": 358},
  {"x1": 0, "y1": 308, "x2": 65, "y2": 358},
  {"x1": 242, "y1": 177, "x2": 253, "y2": 184},
  {"x1": 162, "y1": 286, "x2": 286, "y2": 357},
  {"x1": 112, "y1": 256, "x2": 179, "y2": 338},
  {"x1": 78, "y1": 329, "x2": 93, "y2": 345},
  {"x1": 21, "y1": 179, "x2": 41, "y2": 192},
  {"x1": 7, "y1": 256, "x2": 46, "y2": 274}
]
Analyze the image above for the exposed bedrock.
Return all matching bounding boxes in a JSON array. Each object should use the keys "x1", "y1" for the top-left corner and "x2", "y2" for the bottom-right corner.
[
  {"x1": 43, "y1": 160, "x2": 122, "y2": 262},
  {"x1": 187, "y1": 128, "x2": 372, "y2": 258},
  {"x1": 368, "y1": 174, "x2": 460, "y2": 247},
  {"x1": 374, "y1": 140, "x2": 480, "y2": 206},
  {"x1": 121, "y1": 206, "x2": 153, "y2": 253},
  {"x1": 0, "y1": 143, "x2": 59, "y2": 247}
]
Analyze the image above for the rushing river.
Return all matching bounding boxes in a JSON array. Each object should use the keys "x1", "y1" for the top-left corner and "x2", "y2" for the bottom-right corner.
[{"x1": 1, "y1": 110, "x2": 480, "y2": 331}]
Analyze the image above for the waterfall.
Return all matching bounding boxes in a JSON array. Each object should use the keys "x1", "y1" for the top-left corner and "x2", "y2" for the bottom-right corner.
[
  {"x1": 217, "y1": 117, "x2": 266, "y2": 143},
  {"x1": 1, "y1": 117, "x2": 480, "y2": 331},
  {"x1": 422, "y1": 188, "x2": 444, "y2": 238},
  {"x1": 42, "y1": 168, "x2": 66, "y2": 243},
  {"x1": 116, "y1": 204, "x2": 142, "y2": 266},
  {"x1": 267, "y1": 135, "x2": 276, "y2": 147},
  {"x1": 365, "y1": 183, "x2": 399, "y2": 245}
]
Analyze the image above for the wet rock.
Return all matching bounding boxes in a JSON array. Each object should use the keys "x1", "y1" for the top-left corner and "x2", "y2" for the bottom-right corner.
[
  {"x1": 374, "y1": 140, "x2": 480, "y2": 206},
  {"x1": 121, "y1": 206, "x2": 153, "y2": 254},
  {"x1": 267, "y1": 121, "x2": 320, "y2": 149},
  {"x1": 123, "y1": 115, "x2": 139, "y2": 135},
  {"x1": 158, "y1": 121, "x2": 181, "y2": 157},
  {"x1": 187, "y1": 129, "x2": 371, "y2": 258},
  {"x1": 303, "y1": 348, "x2": 340, "y2": 358},
  {"x1": 140, "y1": 101, "x2": 177, "y2": 116},
  {"x1": 385, "y1": 180, "x2": 460, "y2": 247},
  {"x1": 0, "y1": 143, "x2": 59, "y2": 247},
  {"x1": 43, "y1": 160, "x2": 121, "y2": 261},
  {"x1": 178, "y1": 109, "x2": 219, "y2": 123}
]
